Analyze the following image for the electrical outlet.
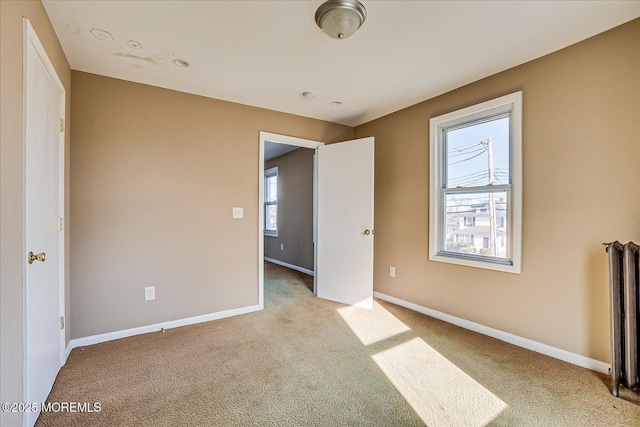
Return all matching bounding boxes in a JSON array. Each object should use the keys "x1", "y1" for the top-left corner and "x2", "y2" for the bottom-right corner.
[
  {"x1": 145, "y1": 286, "x2": 155, "y2": 301},
  {"x1": 389, "y1": 266, "x2": 396, "y2": 278},
  {"x1": 232, "y1": 207, "x2": 243, "y2": 219},
  {"x1": 280, "y1": 243, "x2": 284, "y2": 250}
]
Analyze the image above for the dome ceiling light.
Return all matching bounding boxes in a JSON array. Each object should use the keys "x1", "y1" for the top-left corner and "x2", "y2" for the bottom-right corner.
[{"x1": 315, "y1": 0, "x2": 367, "y2": 40}]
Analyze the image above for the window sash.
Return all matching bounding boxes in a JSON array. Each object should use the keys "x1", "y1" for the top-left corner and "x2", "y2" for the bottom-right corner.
[
  {"x1": 438, "y1": 185, "x2": 513, "y2": 265},
  {"x1": 264, "y1": 167, "x2": 278, "y2": 236},
  {"x1": 264, "y1": 202, "x2": 277, "y2": 233},
  {"x1": 265, "y1": 176, "x2": 277, "y2": 202},
  {"x1": 439, "y1": 110, "x2": 512, "y2": 263},
  {"x1": 442, "y1": 113, "x2": 512, "y2": 190}
]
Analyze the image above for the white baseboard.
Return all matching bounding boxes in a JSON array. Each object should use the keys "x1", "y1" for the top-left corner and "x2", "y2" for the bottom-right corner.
[
  {"x1": 64, "y1": 342, "x2": 73, "y2": 364},
  {"x1": 264, "y1": 256, "x2": 314, "y2": 276},
  {"x1": 67, "y1": 304, "x2": 261, "y2": 352},
  {"x1": 373, "y1": 291, "x2": 610, "y2": 374}
]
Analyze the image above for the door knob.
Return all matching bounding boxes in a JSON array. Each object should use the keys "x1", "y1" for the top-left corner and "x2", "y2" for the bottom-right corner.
[
  {"x1": 28, "y1": 251, "x2": 46, "y2": 264},
  {"x1": 363, "y1": 229, "x2": 371, "y2": 235}
]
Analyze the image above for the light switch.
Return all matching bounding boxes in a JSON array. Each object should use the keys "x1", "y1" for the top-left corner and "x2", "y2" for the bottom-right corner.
[
  {"x1": 145, "y1": 286, "x2": 155, "y2": 301},
  {"x1": 389, "y1": 266, "x2": 396, "y2": 278},
  {"x1": 232, "y1": 207, "x2": 243, "y2": 219}
]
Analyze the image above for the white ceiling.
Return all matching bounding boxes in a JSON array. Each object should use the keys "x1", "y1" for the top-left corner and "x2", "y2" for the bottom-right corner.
[
  {"x1": 265, "y1": 141, "x2": 302, "y2": 161},
  {"x1": 42, "y1": 1, "x2": 640, "y2": 127}
]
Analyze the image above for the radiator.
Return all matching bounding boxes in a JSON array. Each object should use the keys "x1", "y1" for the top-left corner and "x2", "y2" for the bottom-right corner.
[{"x1": 605, "y1": 241, "x2": 639, "y2": 396}]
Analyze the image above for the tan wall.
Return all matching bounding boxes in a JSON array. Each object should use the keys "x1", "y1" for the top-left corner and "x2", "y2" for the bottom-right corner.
[
  {"x1": 355, "y1": 19, "x2": 640, "y2": 363},
  {"x1": 264, "y1": 148, "x2": 315, "y2": 271},
  {"x1": 0, "y1": 1, "x2": 71, "y2": 425},
  {"x1": 71, "y1": 71, "x2": 352, "y2": 338}
]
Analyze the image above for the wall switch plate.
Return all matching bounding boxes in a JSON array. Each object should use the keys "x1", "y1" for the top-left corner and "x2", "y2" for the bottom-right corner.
[
  {"x1": 145, "y1": 286, "x2": 155, "y2": 301},
  {"x1": 389, "y1": 266, "x2": 396, "y2": 278},
  {"x1": 280, "y1": 243, "x2": 284, "y2": 250},
  {"x1": 232, "y1": 207, "x2": 243, "y2": 219}
]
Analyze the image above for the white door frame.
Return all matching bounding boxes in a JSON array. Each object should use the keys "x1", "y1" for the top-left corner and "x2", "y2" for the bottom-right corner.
[
  {"x1": 258, "y1": 132, "x2": 323, "y2": 309},
  {"x1": 22, "y1": 18, "x2": 66, "y2": 424}
]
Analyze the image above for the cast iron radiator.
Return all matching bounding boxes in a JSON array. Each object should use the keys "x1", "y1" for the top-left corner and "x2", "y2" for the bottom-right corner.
[{"x1": 605, "y1": 241, "x2": 639, "y2": 396}]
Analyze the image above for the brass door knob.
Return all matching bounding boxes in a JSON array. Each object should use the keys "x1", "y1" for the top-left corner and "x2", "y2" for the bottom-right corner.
[
  {"x1": 28, "y1": 251, "x2": 46, "y2": 264},
  {"x1": 363, "y1": 229, "x2": 371, "y2": 235}
]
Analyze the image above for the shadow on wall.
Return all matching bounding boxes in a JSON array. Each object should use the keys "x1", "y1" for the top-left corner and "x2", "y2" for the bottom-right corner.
[{"x1": 585, "y1": 245, "x2": 611, "y2": 364}]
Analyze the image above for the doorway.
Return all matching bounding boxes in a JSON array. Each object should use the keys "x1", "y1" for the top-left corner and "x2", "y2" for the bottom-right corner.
[
  {"x1": 258, "y1": 132, "x2": 323, "y2": 309},
  {"x1": 263, "y1": 142, "x2": 316, "y2": 277},
  {"x1": 258, "y1": 131, "x2": 375, "y2": 310}
]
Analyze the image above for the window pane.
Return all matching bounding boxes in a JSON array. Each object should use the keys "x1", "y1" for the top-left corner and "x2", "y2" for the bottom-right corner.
[
  {"x1": 265, "y1": 204, "x2": 277, "y2": 231},
  {"x1": 444, "y1": 190, "x2": 508, "y2": 258},
  {"x1": 445, "y1": 116, "x2": 509, "y2": 188},
  {"x1": 266, "y1": 175, "x2": 277, "y2": 202}
]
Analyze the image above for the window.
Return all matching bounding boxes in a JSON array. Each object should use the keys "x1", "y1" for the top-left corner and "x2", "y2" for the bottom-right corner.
[
  {"x1": 429, "y1": 92, "x2": 522, "y2": 273},
  {"x1": 264, "y1": 167, "x2": 278, "y2": 237}
]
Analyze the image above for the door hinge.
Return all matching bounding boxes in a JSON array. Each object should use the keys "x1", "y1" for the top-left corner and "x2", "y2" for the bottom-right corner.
[
  {"x1": 60, "y1": 119, "x2": 65, "y2": 132},
  {"x1": 60, "y1": 316, "x2": 65, "y2": 330},
  {"x1": 59, "y1": 217, "x2": 64, "y2": 231}
]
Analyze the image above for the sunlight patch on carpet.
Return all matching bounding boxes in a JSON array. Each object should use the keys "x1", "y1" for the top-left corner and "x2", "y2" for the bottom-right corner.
[
  {"x1": 337, "y1": 301, "x2": 411, "y2": 345},
  {"x1": 338, "y1": 300, "x2": 507, "y2": 425},
  {"x1": 372, "y1": 337, "x2": 507, "y2": 426}
]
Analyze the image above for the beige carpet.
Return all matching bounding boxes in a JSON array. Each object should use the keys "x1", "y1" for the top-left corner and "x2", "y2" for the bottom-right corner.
[{"x1": 37, "y1": 262, "x2": 639, "y2": 426}]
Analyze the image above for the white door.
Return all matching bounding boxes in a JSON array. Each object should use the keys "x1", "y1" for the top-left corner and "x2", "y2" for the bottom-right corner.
[
  {"x1": 24, "y1": 20, "x2": 65, "y2": 427},
  {"x1": 316, "y1": 137, "x2": 374, "y2": 308}
]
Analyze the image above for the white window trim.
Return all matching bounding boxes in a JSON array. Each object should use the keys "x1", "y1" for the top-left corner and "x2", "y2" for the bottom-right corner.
[
  {"x1": 429, "y1": 91, "x2": 523, "y2": 274},
  {"x1": 264, "y1": 166, "x2": 278, "y2": 237}
]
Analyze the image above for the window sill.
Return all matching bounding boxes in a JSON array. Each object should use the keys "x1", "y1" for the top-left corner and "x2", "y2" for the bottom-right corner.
[{"x1": 429, "y1": 252, "x2": 521, "y2": 274}]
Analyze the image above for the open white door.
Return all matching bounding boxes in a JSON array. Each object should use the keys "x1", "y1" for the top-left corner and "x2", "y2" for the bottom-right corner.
[
  {"x1": 316, "y1": 137, "x2": 374, "y2": 308},
  {"x1": 24, "y1": 19, "x2": 65, "y2": 427}
]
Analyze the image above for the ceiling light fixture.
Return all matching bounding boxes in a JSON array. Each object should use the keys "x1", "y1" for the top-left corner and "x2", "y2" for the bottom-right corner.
[
  {"x1": 172, "y1": 58, "x2": 190, "y2": 68},
  {"x1": 315, "y1": 0, "x2": 367, "y2": 40},
  {"x1": 330, "y1": 101, "x2": 342, "y2": 106},
  {"x1": 302, "y1": 91, "x2": 317, "y2": 100}
]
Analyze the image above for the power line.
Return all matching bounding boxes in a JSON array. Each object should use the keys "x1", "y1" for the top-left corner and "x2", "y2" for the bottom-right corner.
[
  {"x1": 449, "y1": 144, "x2": 487, "y2": 157},
  {"x1": 449, "y1": 149, "x2": 487, "y2": 165},
  {"x1": 449, "y1": 172, "x2": 489, "y2": 186},
  {"x1": 448, "y1": 141, "x2": 485, "y2": 152},
  {"x1": 448, "y1": 170, "x2": 508, "y2": 187}
]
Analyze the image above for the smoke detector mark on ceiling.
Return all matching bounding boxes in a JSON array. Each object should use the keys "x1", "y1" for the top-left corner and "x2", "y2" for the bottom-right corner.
[
  {"x1": 127, "y1": 40, "x2": 142, "y2": 49},
  {"x1": 57, "y1": 20, "x2": 81, "y2": 34},
  {"x1": 90, "y1": 28, "x2": 113, "y2": 42},
  {"x1": 114, "y1": 52, "x2": 156, "y2": 64},
  {"x1": 154, "y1": 54, "x2": 172, "y2": 63}
]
